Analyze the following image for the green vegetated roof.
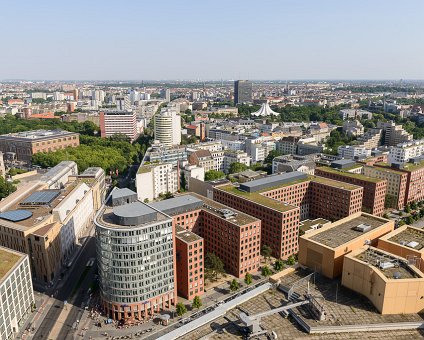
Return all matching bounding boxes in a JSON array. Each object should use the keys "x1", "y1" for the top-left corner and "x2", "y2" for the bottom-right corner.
[
  {"x1": 311, "y1": 175, "x2": 361, "y2": 190},
  {"x1": 318, "y1": 166, "x2": 384, "y2": 183},
  {"x1": 0, "y1": 249, "x2": 21, "y2": 279},
  {"x1": 218, "y1": 184, "x2": 298, "y2": 212},
  {"x1": 402, "y1": 160, "x2": 424, "y2": 172}
]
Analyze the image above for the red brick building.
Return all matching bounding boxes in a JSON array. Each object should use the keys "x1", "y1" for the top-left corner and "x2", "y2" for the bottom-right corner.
[
  {"x1": 175, "y1": 226, "x2": 204, "y2": 300},
  {"x1": 315, "y1": 166, "x2": 387, "y2": 216},
  {"x1": 213, "y1": 172, "x2": 364, "y2": 260},
  {"x1": 150, "y1": 193, "x2": 261, "y2": 282}
]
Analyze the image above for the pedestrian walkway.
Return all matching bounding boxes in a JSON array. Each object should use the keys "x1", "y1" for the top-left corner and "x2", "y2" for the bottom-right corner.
[{"x1": 157, "y1": 282, "x2": 272, "y2": 340}]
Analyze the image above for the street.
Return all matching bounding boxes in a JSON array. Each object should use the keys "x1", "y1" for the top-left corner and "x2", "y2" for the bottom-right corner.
[{"x1": 32, "y1": 237, "x2": 97, "y2": 339}]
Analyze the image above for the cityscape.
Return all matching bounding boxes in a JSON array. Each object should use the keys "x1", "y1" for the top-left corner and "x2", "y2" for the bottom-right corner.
[{"x1": 1, "y1": 1, "x2": 424, "y2": 340}]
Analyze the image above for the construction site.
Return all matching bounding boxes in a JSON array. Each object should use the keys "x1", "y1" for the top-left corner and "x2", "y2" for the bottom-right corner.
[{"x1": 182, "y1": 268, "x2": 424, "y2": 340}]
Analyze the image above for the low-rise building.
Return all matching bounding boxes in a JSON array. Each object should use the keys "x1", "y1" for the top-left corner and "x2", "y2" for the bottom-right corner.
[
  {"x1": 0, "y1": 247, "x2": 34, "y2": 340},
  {"x1": 0, "y1": 130, "x2": 80, "y2": 163},
  {"x1": 298, "y1": 212, "x2": 394, "y2": 279},
  {"x1": 378, "y1": 225, "x2": 424, "y2": 273},
  {"x1": 342, "y1": 247, "x2": 424, "y2": 314}
]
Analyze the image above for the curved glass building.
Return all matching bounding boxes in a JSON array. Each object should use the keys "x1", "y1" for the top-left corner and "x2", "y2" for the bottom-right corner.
[{"x1": 95, "y1": 188, "x2": 176, "y2": 321}]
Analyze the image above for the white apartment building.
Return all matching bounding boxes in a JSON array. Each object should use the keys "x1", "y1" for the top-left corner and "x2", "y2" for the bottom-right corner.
[
  {"x1": 100, "y1": 110, "x2": 138, "y2": 141},
  {"x1": 223, "y1": 150, "x2": 250, "y2": 173},
  {"x1": 182, "y1": 164, "x2": 205, "y2": 190},
  {"x1": 388, "y1": 139, "x2": 424, "y2": 164},
  {"x1": 136, "y1": 163, "x2": 178, "y2": 202},
  {"x1": 53, "y1": 182, "x2": 95, "y2": 261},
  {"x1": 220, "y1": 139, "x2": 244, "y2": 151},
  {"x1": 338, "y1": 145, "x2": 371, "y2": 159},
  {"x1": 211, "y1": 150, "x2": 224, "y2": 172},
  {"x1": 0, "y1": 247, "x2": 34, "y2": 340},
  {"x1": 154, "y1": 108, "x2": 181, "y2": 147}
]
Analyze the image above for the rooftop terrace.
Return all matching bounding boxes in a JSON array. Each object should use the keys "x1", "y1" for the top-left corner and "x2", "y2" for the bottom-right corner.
[{"x1": 309, "y1": 214, "x2": 388, "y2": 248}]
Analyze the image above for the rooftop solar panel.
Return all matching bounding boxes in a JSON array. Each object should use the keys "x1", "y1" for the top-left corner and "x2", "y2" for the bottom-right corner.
[
  {"x1": 0, "y1": 210, "x2": 33, "y2": 222},
  {"x1": 21, "y1": 190, "x2": 61, "y2": 205}
]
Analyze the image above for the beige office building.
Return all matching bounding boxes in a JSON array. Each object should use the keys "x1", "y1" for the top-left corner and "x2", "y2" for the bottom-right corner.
[
  {"x1": 342, "y1": 246, "x2": 424, "y2": 314},
  {"x1": 298, "y1": 212, "x2": 394, "y2": 279}
]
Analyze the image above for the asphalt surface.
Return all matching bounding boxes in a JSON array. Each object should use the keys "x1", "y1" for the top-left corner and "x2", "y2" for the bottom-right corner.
[{"x1": 32, "y1": 237, "x2": 97, "y2": 339}]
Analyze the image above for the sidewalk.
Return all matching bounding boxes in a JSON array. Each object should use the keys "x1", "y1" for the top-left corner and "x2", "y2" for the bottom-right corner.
[{"x1": 18, "y1": 294, "x2": 55, "y2": 339}]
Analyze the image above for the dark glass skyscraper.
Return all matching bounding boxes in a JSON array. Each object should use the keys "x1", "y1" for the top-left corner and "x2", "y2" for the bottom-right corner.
[{"x1": 234, "y1": 80, "x2": 252, "y2": 104}]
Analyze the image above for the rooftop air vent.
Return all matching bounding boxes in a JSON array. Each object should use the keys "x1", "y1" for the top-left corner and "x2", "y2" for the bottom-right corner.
[
  {"x1": 393, "y1": 272, "x2": 402, "y2": 279},
  {"x1": 379, "y1": 262, "x2": 395, "y2": 270},
  {"x1": 406, "y1": 241, "x2": 419, "y2": 249},
  {"x1": 353, "y1": 224, "x2": 371, "y2": 233}
]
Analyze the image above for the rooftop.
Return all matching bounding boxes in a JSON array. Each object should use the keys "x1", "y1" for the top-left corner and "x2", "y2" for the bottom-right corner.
[
  {"x1": 402, "y1": 160, "x2": 424, "y2": 172},
  {"x1": 318, "y1": 166, "x2": 384, "y2": 183},
  {"x1": 0, "y1": 247, "x2": 23, "y2": 280},
  {"x1": 388, "y1": 226, "x2": 424, "y2": 251},
  {"x1": 0, "y1": 184, "x2": 78, "y2": 230},
  {"x1": 239, "y1": 171, "x2": 308, "y2": 192},
  {"x1": 311, "y1": 176, "x2": 362, "y2": 190},
  {"x1": 149, "y1": 195, "x2": 203, "y2": 216},
  {"x1": 309, "y1": 213, "x2": 389, "y2": 248},
  {"x1": 218, "y1": 184, "x2": 299, "y2": 212},
  {"x1": 0, "y1": 129, "x2": 77, "y2": 140},
  {"x1": 355, "y1": 247, "x2": 421, "y2": 280},
  {"x1": 175, "y1": 225, "x2": 203, "y2": 243}
]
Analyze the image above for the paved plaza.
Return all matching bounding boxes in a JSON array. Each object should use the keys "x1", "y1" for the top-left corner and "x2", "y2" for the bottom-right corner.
[{"x1": 181, "y1": 269, "x2": 424, "y2": 340}]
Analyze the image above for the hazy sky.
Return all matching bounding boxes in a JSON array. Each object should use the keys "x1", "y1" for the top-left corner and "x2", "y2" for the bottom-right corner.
[{"x1": 2, "y1": 0, "x2": 424, "y2": 80}]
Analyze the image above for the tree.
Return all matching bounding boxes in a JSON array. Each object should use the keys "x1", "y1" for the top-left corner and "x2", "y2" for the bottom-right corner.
[
  {"x1": 406, "y1": 216, "x2": 414, "y2": 225},
  {"x1": 0, "y1": 177, "x2": 17, "y2": 200},
  {"x1": 405, "y1": 205, "x2": 411, "y2": 213},
  {"x1": 180, "y1": 173, "x2": 187, "y2": 191},
  {"x1": 192, "y1": 296, "x2": 202, "y2": 310},
  {"x1": 176, "y1": 302, "x2": 187, "y2": 316},
  {"x1": 244, "y1": 272, "x2": 252, "y2": 285},
  {"x1": 261, "y1": 265, "x2": 272, "y2": 277},
  {"x1": 205, "y1": 253, "x2": 225, "y2": 280},
  {"x1": 204, "y1": 170, "x2": 225, "y2": 181},
  {"x1": 274, "y1": 259, "x2": 285, "y2": 272},
  {"x1": 411, "y1": 201, "x2": 418, "y2": 211},
  {"x1": 264, "y1": 150, "x2": 281, "y2": 164},
  {"x1": 230, "y1": 279, "x2": 240, "y2": 292},
  {"x1": 229, "y1": 162, "x2": 248, "y2": 174},
  {"x1": 164, "y1": 191, "x2": 174, "y2": 199},
  {"x1": 383, "y1": 213, "x2": 389, "y2": 219},
  {"x1": 286, "y1": 255, "x2": 296, "y2": 266},
  {"x1": 261, "y1": 245, "x2": 272, "y2": 262}
]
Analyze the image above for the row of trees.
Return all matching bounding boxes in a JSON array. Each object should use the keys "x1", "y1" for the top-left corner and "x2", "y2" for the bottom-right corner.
[
  {"x1": 0, "y1": 114, "x2": 99, "y2": 136},
  {"x1": 32, "y1": 134, "x2": 142, "y2": 173}
]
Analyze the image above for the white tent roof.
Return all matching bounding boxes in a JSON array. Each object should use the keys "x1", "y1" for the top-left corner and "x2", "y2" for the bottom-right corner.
[{"x1": 251, "y1": 102, "x2": 279, "y2": 116}]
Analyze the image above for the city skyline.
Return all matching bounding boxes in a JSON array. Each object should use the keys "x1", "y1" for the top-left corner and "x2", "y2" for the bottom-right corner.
[{"x1": 2, "y1": 0, "x2": 424, "y2": 80}]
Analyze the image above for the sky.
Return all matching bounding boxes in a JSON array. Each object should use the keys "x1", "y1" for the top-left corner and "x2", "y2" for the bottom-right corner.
[{"x1": 1, "y1": 0, "x2": 424, "y2": 80}]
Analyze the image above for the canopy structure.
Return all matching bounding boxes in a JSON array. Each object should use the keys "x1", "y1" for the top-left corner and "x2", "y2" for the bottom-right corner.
[{"x1": 251, "y1": 102, "x2": 279, "y2": 117}]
